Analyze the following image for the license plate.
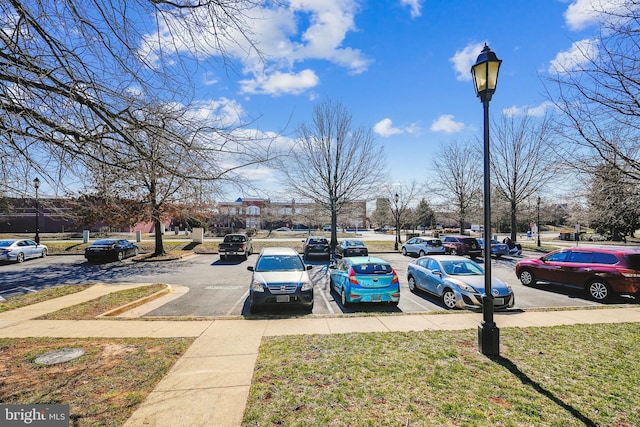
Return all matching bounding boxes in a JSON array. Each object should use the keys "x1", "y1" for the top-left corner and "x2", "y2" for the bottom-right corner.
[
  {"x1": 276, "y1": 295, "x2": 290, "y2": 303},
  {"x1": 371, "y1": 294, "x2": 382, "y2": 302},
  {"x1": 494, "y1": 298, "x2": 504, "y2": 306}
]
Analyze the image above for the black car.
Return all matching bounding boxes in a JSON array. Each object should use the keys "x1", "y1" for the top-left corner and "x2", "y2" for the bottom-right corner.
[
  {"x1": 336, "y1": 239, "x2": 369, "y2": 258},
  {"x1": 85, "y1": 239, "x2": 139, "y2": 262},
  {"x1": 302, "y1": 236, "x2": 330, "y2": 259}
]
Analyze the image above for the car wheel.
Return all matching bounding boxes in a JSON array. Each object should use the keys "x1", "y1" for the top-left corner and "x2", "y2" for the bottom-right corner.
[
  {"x1": 220, "y1": 254, "x2": 226, "y2": 261},
  {"x1": 408, "y1": 275, "x2": 417, "y2": 293},
  {"x1": 587, "y1": 280, "x2": 612, "y2": 302},
  {"x1": 518, "y1": 269, "x2": 536, "y2": 286},
  {"x1": 16, "y1": 252, "x2": 25, "y2": 263},
  {"x1": 306, "y1": 302, "x2": 314, "y2": 313},
  {"x1": 244, "y1": 252, "x2": 248, "y2": 261},
  {"x1": 401, "y1": 247, "x2": 407, "y2": 256},
  {"x1": 442, "y1": 289, "x2": 457, "y2": 309},
  {"x1": 134, "y1": 248, "x2": 139, "y2": 256},
  {"x1": 41, "y1": 248, "x2": 47, "y2": 258},
  {"x1": 419, "y1": 250, "x2": 426, "y2": 257},
  {"x1": 450, "y1": 248, "x2": 458, "y2": 255},
  {"x1": 341, "y1": 289, "x2": 351, "y2": 307},
  {"x1": 117, "y1": 251, "x2": 124, "y2": 261}
]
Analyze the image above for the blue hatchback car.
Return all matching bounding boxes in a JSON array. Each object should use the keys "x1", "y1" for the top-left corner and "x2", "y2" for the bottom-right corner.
[{"x1": 329, "y1": 256, "x2": 400, "y2": 306}]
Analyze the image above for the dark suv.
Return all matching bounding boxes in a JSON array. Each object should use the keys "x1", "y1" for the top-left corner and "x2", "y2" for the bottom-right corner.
[
  {"x1": 302, "y1": 236, "x2": 330, "y2": 260},
  {"x1": 515, "y1": 247, "x2": 640, "y2": 301},
  {"x1": 441, "y1": 235, "x2": 482, "y2": 258}
]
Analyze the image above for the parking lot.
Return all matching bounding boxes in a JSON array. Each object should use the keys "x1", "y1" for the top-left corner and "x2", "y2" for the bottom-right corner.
[{"x1": 2, "y1": 249, "x2": 626, "y2": 317}]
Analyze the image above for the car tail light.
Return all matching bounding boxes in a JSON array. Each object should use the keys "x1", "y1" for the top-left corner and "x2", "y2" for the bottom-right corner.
[
  {"x1": 391, "y1": 269, "x2": 399, "y2": 284},
  {"x1": 348, "y1": 268, "x2": 359, "y2": 284},
  {"x1": 618, "y1": 268, "x2": 640, "y2": 278}
]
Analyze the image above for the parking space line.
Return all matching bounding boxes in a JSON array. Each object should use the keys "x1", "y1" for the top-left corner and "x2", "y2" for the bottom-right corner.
[{"x1": 227, "y1": 289, "x2": 250, "y2": 316}]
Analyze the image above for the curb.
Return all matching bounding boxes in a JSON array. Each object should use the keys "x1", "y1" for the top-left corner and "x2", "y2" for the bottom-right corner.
[{"x1": 97, "y1": 285, "x2": 173, "y2": 317}]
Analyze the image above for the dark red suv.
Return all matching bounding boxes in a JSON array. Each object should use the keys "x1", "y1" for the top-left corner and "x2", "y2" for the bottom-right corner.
[
  {"x1": 515, "y1": 247, "x2": 640, "y2": 301},
  {"x1": 441, "y1": 235, "x2": 482, "y2": 259}
]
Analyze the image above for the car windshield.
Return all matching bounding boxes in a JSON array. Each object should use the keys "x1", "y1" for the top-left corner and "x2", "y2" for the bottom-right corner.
[
  {"x1": 255, "y1": 255, "x2": 304, "y2": 272},
  {"x1": 224, "y1": 235, "x2": 246, "y2": 243},
  {"x1": 0, "y1": 240, "x2": 15, "y2": 247},
  {"x1": 441, "y1": 260, "x2": 484, "y2": 276},
  {"x1": 427, "y1": 240, "x2": 442, "y2": 246},
  {"x1": 625, "y1": 253, "x2": 640, "y2": 270},
  {"x1": 352, "y1": 263, "x2": 392, "y2": 274},
  {"x1": 93, "y1": 240, "x2": 117, "y2": 245},
  {"x1": 308, "y1": 238, "x2": 327, "y2": 244}
]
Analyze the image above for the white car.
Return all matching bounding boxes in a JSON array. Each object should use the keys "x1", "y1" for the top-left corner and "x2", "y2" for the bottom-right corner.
[
  {"x1": 0, "y1": 239, "x2": 48, "y2": 263},
  {"x1": 402, "y1": 237, "x2": 446, "y2": 257}
]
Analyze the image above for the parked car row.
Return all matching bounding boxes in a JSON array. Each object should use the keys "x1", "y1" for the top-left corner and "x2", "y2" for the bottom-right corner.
[{"x1": 0, "y1": 238, "x2": 140, "y2": 264}]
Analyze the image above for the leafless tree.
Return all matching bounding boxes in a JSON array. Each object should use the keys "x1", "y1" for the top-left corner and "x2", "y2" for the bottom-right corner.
[
  {"x1": 545, "y1": 1, "x2": 640, "y2": 183},
  {"x1": 431, "y1": 140, "x2": 482, "y2": 234},
  {"x1": 490, "y1": 111, "x2": 562, "y2": 241},
  {"x1": 279, "y1": 99, "x2": 387, "y2": 253},
  {"x1": 380, "y1": 180, "x2": 422, "y2": 245},
  {"x1": 81, "y1": 101, "x2": 267, "y2": 255},
  {"x1": 0, "y1": 0, "x2": 266, "y2": 195}
]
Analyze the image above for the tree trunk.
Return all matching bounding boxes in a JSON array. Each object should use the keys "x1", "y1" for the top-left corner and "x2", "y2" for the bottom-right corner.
[{"x1": 510, "y1": 199, "x2": 517, "y2": 241}]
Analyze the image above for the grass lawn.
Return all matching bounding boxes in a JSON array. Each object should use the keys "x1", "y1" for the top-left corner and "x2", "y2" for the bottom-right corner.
[
  {"x1": 243, "y1": 323, "x2": 640, "y2": 426},
  {"x1": 0, "y1": 336, "x2": 194, "y2": 426}
]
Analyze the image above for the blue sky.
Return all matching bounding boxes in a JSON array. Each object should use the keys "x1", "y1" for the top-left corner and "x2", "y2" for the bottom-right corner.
[{"x1": 149, "y1": 0, "x2": 615, "y2": 200}]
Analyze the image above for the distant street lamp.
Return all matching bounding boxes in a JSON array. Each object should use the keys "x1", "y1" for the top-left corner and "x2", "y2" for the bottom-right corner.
[
  {"x1": 537, "y1": 197, "x2": 541, "y2": 247},
  {"x1": 394, "y1": 193, "x2": 400, "y2": 251},
  {"x1": 471, "y1": 43, "x2": 502, "y2": 356},
  {"x1": 33, "y1": 177, "x2": 41, "y2": 245}
]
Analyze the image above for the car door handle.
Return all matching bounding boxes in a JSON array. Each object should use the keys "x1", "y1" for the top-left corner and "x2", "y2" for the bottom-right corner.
[{"x1": 583, "y1": 268, "x2": 592, "y2": 272}]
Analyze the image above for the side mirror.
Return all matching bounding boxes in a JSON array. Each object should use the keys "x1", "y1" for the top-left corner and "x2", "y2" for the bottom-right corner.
[
  {"x1": 329, "y1": 264, "x2": 337, "y2": 269},
  {"x1": 247, "y1": 266, "x2": 254, "y2": 271},
  {"x1": 306, "y1": 265, "x2": 313, "y2": 270},
  {"x1": 431, "y1": 269, "x2": 442, "y2": 276}
]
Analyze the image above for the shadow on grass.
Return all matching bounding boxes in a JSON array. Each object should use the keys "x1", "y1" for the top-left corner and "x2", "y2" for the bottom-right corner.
[{"x1": 493, "y1": 356, "x2": 597, "y2": 427}]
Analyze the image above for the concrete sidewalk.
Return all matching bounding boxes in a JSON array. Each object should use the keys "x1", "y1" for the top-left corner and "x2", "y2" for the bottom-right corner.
[{"x1": 1, "y1": 284, "x2": 639, "y2": 426}]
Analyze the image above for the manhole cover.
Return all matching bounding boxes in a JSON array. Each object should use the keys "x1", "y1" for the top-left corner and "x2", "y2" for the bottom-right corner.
[{"x1": 35, "y1": 348, "x2": 85, "y2": 365}]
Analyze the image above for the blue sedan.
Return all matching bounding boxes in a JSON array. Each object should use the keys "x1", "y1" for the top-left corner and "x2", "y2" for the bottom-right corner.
[
  {"x1": 329, "y1": 256, "x2": 400, "y2": 306},
  {"x1": 476, "y1": 238, "x2": 509, "y2": 258},
  {"x1": 407, "y1": 255, "x2": 514, "y2": 310}
]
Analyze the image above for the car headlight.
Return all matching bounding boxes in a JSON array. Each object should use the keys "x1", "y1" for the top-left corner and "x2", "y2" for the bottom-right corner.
[
  {"x1": 251, "y1": 280, "x2": 265, "y2": 292},
  {"x1": 301, "y1": 280, "x2": 313, "y2": 291},
  {"x1": 456, "y1": 282, "x2": 476, "y2": 293}
]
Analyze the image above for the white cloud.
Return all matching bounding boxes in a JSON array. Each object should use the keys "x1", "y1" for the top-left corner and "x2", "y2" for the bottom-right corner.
[
  {"x1": 400, "y1": 0, "x2": 423, "y2": 18},
  {"x1": 430, "y1": 115, "x2": 465, "y2": 133},
  {"x1": 503, "y1": 101, "x2": 556, "y2": 117},
  {"x1": 239, "y1": 69, "x2": 319, "y2": 96},
  {"x1": 450, "y1": 42, "x2": 486, "y2": 82},
  {"x1": 564, "y1": 0, "x2": 632, "y2": 31},
  {"x1": 373, "y1": 118, "x2": 421, "y2": 137},
  {"x1": 140, "y1": 1, "x2": 371, "y2": 97},
  {"x1": 549, "y1": 38, "x2": 599, "y2": 74}
]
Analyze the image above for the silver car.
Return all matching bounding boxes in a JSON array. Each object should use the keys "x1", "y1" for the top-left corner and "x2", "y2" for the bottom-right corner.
[
  {"x1": 0, "y1": 239, "x2": 48, "y2": 263},
  {"x1": 406, "y1": 255, "x2": 514, "y2": 310},
  {"x1": 247, "y1": 247, "x2": 314, "y2": 313},
  {"x1": 402, "y1": 237, "x2": 446, "y2": 257}
]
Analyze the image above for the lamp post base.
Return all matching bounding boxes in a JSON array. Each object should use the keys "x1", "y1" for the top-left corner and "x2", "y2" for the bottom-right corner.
[{"x1": 478, "y1": 321, "x2": 500, "y2": 356}]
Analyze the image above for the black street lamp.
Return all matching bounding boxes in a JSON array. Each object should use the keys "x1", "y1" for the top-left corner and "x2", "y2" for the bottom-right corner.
[
  {"x1": 394, "y1": 193, "x2": 400, "y2": 251},
  {"x1": 537, "y1": 197, "x2": 541, "y2": 247},
  {"x1": 33, "y1": 177, "x2": 41, "y2": 245},
  {"x1": 471, "y1": 43, "x2": 502, "y2": 356}
]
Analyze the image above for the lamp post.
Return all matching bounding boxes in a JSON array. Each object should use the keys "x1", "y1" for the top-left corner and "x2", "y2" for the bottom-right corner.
[
  {"x1": 537, "y1": 197, "x2": 541, "y2": 247},
  {"x1": 394, "y1": 193, "x2": 399, "y2": 251},
  {"x1": 471, "y1": 43, "x2": 502, "y2": 356},
  {"x1": 33, "y1": 177, "x2": 40, "y2": 245}
]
